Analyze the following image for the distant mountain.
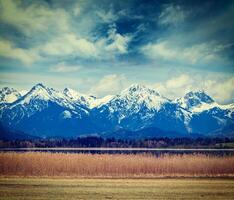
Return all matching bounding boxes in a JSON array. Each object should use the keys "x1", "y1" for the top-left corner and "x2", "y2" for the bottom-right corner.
[
  {"x1": 92, "y1": 84, "x2": 190, "y2": 134},
  {"x1": 63, "y1": 87, "x2": 96, "y2": 108},
  {"x1": 176, "y1": 91, "x2": 215, "y2": 110},
  {"x1": 0, "y1": 83, "x2": 233, "y2": 139},
  {"x1": 0, "y1": 84, "x2": 96, "y2": 138},
  {"x1": 176, "y1": 91, "x2": 234, "y2": 134}
]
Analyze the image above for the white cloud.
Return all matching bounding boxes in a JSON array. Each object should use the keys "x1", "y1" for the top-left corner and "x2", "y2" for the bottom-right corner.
[
  {"x1": 152, "y1": 3, "x2": 234, "y2": 67},
  {"x1": 158, "y1": 4, "x2": 186, "y2": 26},
  {"x1": 153, "y1": 74, "x2": 193, "y2": 99},
  {"x1": 39, "y1": 33, "x2": 98, "y2": 58},
  {"x1": 89, "y1": 74, "x2": 129, "y2": 97},
  {"x1": 0, "y1": 27, "x2": 132, "y2": 65},
  {"x1": 166, "y1": 74, "x2": 192, "y2": 89},
  {"x1": 204, "y1": 77, "x2": 234, "y2": 103},
  {"x1": 96, "y1": 9, "x2": 118, "y2": 23},
  {"x1": 38, "y1": 25, "x2": 131, "y2": 60},
  {"x1": 105, "y1": 25, "x2": 132, "y2": 54},
  {"x1": 0, "y1": 39, "x2": 39, "y2": 65},
  {"x1": 50, "y1": 62, "x2": 81, "y2": 73},
  {"x1": 142, "y1": 40, "x2": 221, "y2": 65},
  {"x1": 0, "y1": 1, "x2": 132, "y2": 64},
  {"x1": 153, "y1": 74, "x2": 234, "y2": 103},
  {"x1": 0, "y1": 0, "x2": 70, "y2": 36}
]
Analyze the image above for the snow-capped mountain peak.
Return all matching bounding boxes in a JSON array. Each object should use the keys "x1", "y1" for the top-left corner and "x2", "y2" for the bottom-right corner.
[
  {"x1": 0, "y1": 87, "x2": 21, "y2": 104},
  {"x1": 30, "y1": 83, "x2": 52, "y2": 93},
  {"x1": 63, "y1": 87, "x2": 96, "y2": 108},
  {"x1": 119, "y1": 84, "x2": 169, "y2": 110},
  {"x1": 122, "y1": 84, "x2": 160, "y2": 96},
  {"x1": 63, "y1": 88, "x2": 85, "y2": 101},
  {"x1": 19, "y1": 90, "x2": 28, "y2": 96},
  {"x1": 184, "y1": 90, "x2": 214, "y2": 103},
  {"x1": 177, "y1": 90, "x2": 214, "y2": 110},
  {"x1": 95, "y1": 84, "x2": 172, "y2": 128},
  {"x1": 32, "y1": 83, "x2": 46, "y2": 89},
  {"x1": 13, "y1": 83, "x2": 72, "y2": 108},
  {"x1": 0, "y1": 83, "x2": 233, "y2": 138},
  {"x1": 25, "y1": 83, "x2": 52, "y2": 102}
]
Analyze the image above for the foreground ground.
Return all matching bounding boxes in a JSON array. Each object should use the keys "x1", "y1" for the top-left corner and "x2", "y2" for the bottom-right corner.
[{"x1": 0, "y1": 178, "x2": 234, "y2": 200}]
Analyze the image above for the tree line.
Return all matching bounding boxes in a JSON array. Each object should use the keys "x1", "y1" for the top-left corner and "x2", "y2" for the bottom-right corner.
[{"x1": 0, "y1": 136, "x2": 233, "y2": 148}]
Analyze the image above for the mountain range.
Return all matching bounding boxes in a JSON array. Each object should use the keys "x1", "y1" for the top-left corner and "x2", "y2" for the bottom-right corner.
[{"x1": 0, "y1": 83, "x2": 233, "y2": 139}]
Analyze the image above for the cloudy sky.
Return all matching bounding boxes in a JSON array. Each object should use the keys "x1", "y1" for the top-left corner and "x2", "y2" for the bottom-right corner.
[{"x1": 0, "y1": 0, "x2": 233, "y2": 103}]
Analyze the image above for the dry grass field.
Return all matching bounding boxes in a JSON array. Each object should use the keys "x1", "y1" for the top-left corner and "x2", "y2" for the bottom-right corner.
[
  {"x1": 0, "y1": 152, "x2": 234, "y2": 177},
  {"x1": 1, "y1": 178, "x2": 234, "y2": 200}
]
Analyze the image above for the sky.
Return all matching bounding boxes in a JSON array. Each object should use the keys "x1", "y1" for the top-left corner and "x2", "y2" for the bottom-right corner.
[{"x1": 0, "y1": 0, "x2": 234, "y2": 103}]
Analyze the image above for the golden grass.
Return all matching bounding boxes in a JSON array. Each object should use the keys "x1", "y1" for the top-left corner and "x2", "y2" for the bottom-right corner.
[
  {"x1": 0, "y1": 152, "x2": 234, "y2": 177},
  {"x1": 1, "y1": 178, "x2": 234, "y2": 200}
]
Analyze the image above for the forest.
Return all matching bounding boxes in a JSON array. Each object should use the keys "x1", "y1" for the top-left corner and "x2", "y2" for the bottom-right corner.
[{"x1": 0, "y1": 136, "x2": 233, "y2": 148}]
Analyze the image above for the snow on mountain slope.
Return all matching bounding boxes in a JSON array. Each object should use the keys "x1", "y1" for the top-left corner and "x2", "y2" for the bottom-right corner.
[
  {"x1": 0, "y1": 83, "x2": 113, "y2": 121},
  {"x1": 0, "y1": 83, "x2": 233, "y2": 138},
  {"x1": 99, "y1": 84, "x2": 170, "y2": 118},
  {"x1": 13, "y1": 83, "x2": 92, "y2": 111},
  {"x1": 176, "y1": 91, "x2": 214, "y2": 111},
  {"x1": 89, "y1": 95, "x2": 114, "y2": 109},
  {"x1": 177, "y1": 91, "x2": 234, "y2": 118},
  {"x1": 0, "y1": 87, "x2": 21, "y2": 104},
  {"x1": 63, "y1": 87, "x2": 115, "y2": 109},
  {"x1": 0, "y1": 84, "x2": 98, "y2": 137},
  {"x1": 176, "y1": 91, "x2": 234, "y2": 134},
  {"x1": 191, "y1": 102, "x2": 234, "y2": 113},
  {"x1": 119, "y1": 84, "x2": 170, "y2": 111},
  {"x1": 0, "y1": 83, "x2": 90, "y2": 123},
  {"x1": 189, "y1": 106, "x2": 234, "y2": 135},
  {"x1": 19, "y1": 90, "x2": 28, "y2": 96},
  {"x1": 118, "y1": 84, "x2": 174, "y2": 122},
  {"x1": 63, "y1": 88, "x2": 95, "y2": 107},
  {"x1": 93, "y1": 84, "x2": 191, "y2": 133},
  {"x1": 22, "y1": 83, "x2": 52, "y2": 103}
]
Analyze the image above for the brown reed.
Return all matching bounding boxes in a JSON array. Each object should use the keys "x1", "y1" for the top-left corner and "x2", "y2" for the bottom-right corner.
[{"x1": 0, "y1": 152, "x2": 234, "y2": 178}]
